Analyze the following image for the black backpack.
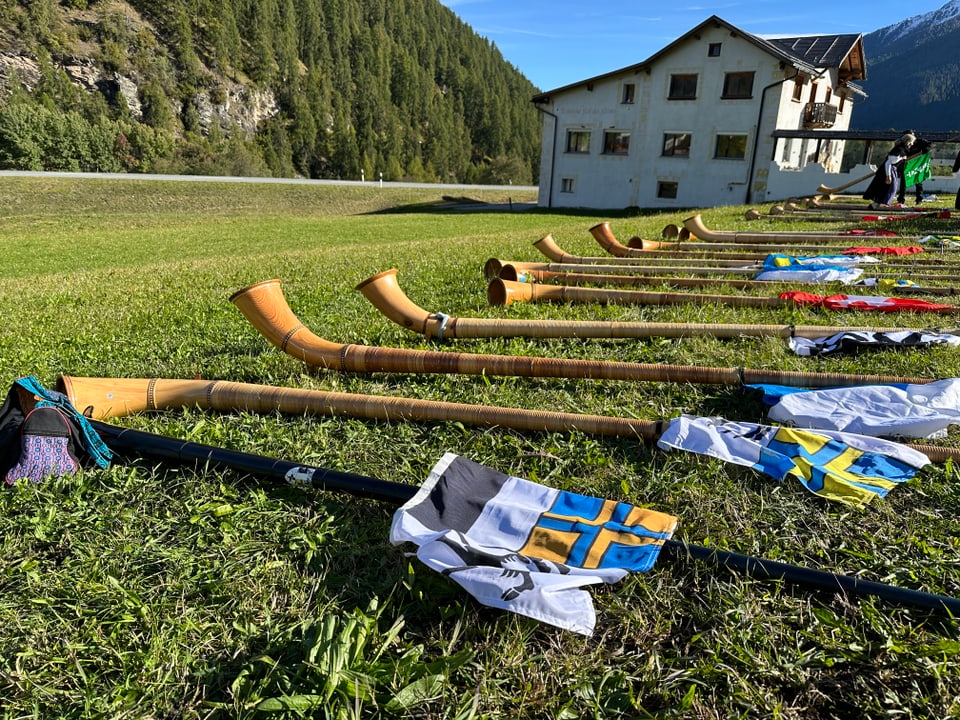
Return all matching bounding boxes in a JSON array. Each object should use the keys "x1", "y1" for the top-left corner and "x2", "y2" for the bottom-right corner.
[{"x1": 0, "y1": 376, "x2": 112, "y2": 485}]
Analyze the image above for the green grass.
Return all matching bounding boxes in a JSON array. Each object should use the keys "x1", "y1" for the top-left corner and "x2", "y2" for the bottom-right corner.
[{"x1": 2, "y1": 175, "x2": 960, "y2": 718}]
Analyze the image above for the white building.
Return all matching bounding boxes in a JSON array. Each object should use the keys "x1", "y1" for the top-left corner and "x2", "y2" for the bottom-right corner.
[{"x1": 532, "y1": 15, "x2": 867, "y2": 209}]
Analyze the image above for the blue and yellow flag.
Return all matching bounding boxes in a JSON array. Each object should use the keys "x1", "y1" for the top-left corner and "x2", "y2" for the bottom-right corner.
[{"x1": 656, "y1": 416, "x2": 929, "y2": 506}]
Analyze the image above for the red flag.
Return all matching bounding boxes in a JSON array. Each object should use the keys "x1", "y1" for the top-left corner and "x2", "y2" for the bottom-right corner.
[{"x1": 779, "y1": 291, "x2": 954, "y2": 313}]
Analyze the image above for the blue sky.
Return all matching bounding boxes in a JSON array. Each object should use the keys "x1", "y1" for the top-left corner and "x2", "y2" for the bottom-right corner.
[{"x1": 438, "y1": 0, "x2": 950, "y2": 91}]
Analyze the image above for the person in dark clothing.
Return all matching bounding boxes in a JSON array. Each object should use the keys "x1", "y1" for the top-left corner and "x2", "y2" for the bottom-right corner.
[
  {"x1": 863, "y1": 133, "x2": 913, "y2": 208},
  {"x1": 953, "y1": 148, "x2": 960, "y2": 210},
  {"x1": 897, "y1": 135, "x2": 931, "y2": 205}
]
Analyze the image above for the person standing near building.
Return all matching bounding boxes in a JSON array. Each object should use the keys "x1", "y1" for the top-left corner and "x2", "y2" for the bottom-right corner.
[
  {"x1": 953, "y1": 148, "x2": 960, "y2": 210},
  {"x1": 897, "y1": 134, "x2": 931, "y2": 205},
  {"x1": 863, "y1": 133, "x2": 913, "y2": 209}
]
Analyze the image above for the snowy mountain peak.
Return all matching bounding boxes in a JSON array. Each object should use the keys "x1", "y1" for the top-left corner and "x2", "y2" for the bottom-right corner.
[{"x1": 873, "y1": 0, "x2": 960, "y2": 43}]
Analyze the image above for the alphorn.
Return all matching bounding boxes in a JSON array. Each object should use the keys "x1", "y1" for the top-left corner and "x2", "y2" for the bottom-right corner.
[
  {"x1": 485, "y1": 258, "x2": 960, "y2": 284},
  {"x1": 483, "y1": 259, "x2": 763, "y2": 280},
  {"x1": 356, "y1": 268, "x2": 935, "y2": 341},
  {"x1": 536, "y1": 235, "x2": 775, "y2": 267},
  {"x1": 490, "y1": 279, "x2": 784, "y2": 310},
  {"x1": 816, "y1": 170, "x2": 877, "y2": 195},
  {"x1": 591, "y1": 222, "x2": 859, "y2": 258},
  {"x1": 57, "y1": 376, "x2": 662, "y2": 439},
  {"x1": 626, "y1": 236, "x2": 875, "y2": 254},
  {"x1": 487, "y1": 278, "x2": 959, "y2": 315},
  {"x1": 545, "y1": 231, "x2": 947, "y2": 267},
  {"x1": 807, "y1": 200, "x2": 952, "y2": 218},
  {"x1": 683, "y1": 213, "x2": 925, "y2": 245},
  {"x1": 498, "y1": 265, "x2": 835, "y2": 291},
  {"x1": 496, "y1": 266, "x2": 960, "y2": 297},
  {"x1": 58, "y1": 374, "x2": 960, "y2": 470},
  {"x1": 230, "y1": 278, "x2": 933, "y2": 387}
]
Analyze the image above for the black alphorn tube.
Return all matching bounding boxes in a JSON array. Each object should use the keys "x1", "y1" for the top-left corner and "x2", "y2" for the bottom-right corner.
[{"x1": 92, "y1": 420, "x2": 960, "y2": 617}]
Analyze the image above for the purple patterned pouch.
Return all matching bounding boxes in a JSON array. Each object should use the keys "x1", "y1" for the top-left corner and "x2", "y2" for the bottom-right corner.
[{"x1": 5, "y1": 406, "x2": 80, "y2": 484}]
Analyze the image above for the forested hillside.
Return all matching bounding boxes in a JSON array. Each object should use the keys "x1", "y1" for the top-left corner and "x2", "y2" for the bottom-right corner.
[
  {"x1": 854, "y1": 0, "x2": 960, "y2": 132},
  {"x1": 0, "y1": 0, "x2": 542, "y2": 183}
]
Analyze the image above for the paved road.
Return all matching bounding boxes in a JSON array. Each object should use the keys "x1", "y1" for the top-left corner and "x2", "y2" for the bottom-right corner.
[{"x1": 0, "y1": 169, "x2": 538, "y2": 193}]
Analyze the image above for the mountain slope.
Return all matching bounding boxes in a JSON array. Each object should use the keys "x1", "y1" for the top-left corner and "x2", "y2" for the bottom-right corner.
[
  {"x1": 854, "y1": 0, "x2": 960, "y2": 132},
  {"x1": 0, "y1": 0, "x2": 542, "y2": 181}
]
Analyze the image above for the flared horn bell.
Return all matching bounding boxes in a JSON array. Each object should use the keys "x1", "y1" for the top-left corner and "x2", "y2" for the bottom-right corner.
[
  {"x1": 355, "y1": 269, "x2": 439, "y2": 336},
  {"x1": 57, "y1": 376, "x2": 214, "y2": 420},
  {"x1": 229, "y1": 279, "x2": 347, "y2": 369},
  {"x1": 532, "y1": 234, "x2": 576, "y2": 263},
  {"x1": 589, "y1": 222, "x2": 635, "y2": 257},
  {"x1": 484, "y1": 258, "x2": 548, "y2": 279},
  {"x1": 488, "y1": 277, "x2": 535, "y2": 306}
]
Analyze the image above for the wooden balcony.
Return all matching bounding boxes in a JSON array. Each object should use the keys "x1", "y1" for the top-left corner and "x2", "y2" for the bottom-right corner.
[{"x1": 803, "y1": 102, "x2": 838, "y2": 128}]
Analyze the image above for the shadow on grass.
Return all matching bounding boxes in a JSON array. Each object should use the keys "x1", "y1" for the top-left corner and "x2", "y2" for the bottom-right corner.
[{"x1": 366, "y1": 195, "x2": 699, "y2": 217}]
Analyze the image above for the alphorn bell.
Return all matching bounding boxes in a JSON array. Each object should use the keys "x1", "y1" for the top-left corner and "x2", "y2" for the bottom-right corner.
[
  {"x1": 230, "y1": 278, "x2": 933, "y2": 388},
  {"x1": 356, "y1": 268, "x2": 933, "y2": 341}
]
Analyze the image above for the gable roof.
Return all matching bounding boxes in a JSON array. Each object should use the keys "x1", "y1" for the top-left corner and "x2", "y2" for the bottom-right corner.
[
  {"x1": 764, "y1": 34, "x2": 866, "y2": 82},
  {"x1": 532, "y1": 15, "x2": 866, "y2": 103}
]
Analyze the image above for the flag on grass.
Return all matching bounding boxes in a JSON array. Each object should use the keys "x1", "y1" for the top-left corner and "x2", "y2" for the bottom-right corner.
[
  {"x1": 755, "y1": 266, "x2": 863, "y2": 284},
  {"x1": 391, "y1": 453, "x2": 677, "y2": 635},
  {"x1": 751, "y1": 378, "x2": 960, "y2": 440},
  {"x1": 656, "y1": 416, "x2": 929, "y2": 506},
  {"x1": 778, "y1": 291, "x2": 954, "y2": 313},
  {"x1": 764, "y1": 253, "x2": 878, "y2": 267},
  {"x1": 755, "y1": 255, "x2": 865, "y2": 284},
  {"x1": 842, "y1": 246, "x2": 923, "y2": 256},
  {"x1": 788, "y1": 330, "x2": 960, "y2": 357}
]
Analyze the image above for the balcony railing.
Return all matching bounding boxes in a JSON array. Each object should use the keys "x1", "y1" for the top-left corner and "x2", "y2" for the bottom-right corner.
[{"x1": 803, "y1": 102, "x2": 838, "y2": 128}]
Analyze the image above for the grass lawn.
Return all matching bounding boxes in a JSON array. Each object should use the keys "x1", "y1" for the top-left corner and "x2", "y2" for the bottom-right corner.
[{"x1": 1, "y1": 175, "x2": 960, "y2": 718}]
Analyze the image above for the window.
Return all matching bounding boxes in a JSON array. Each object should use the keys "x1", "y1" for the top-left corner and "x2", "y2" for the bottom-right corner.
[
  {"x1": 560, "y1": 178, "x2": 575, "y2": 193},
  {"x1": 722, "y1": 72, "x2": 754, "y2": 99},
  {"x1": 662, "y1": 133, "x2": 691, "y2": 157},
  {"x1": 657, "y1": 181, "x2": 678, "y2": 199},
  {"x1": 621, "y1": 83, "x2": 635, "y2": 104},
  {"x1": 668, "y1": 74, "x2": 698, "y2": 99},
  {"x1": 791, "y1": 75, "x2": 804, "y2": 101},
  {"x1": 565, "y1": 130, "x2": 591, "y2": 154},
  {"x1": 603, "y1": 131, "x2": 630, "y2": 155},
  {"x1": 824, "y1": 87, "x2": 832, "y2": 103},
  {"x1": 838, "y1": 92, "x2": 847, "y2": 114},
  {"x1": 708, "y1": 43, "x2": 722, "y2": 57},
  {"x1": 715, "y1": 134, "x2": 747, "y2": 159}
]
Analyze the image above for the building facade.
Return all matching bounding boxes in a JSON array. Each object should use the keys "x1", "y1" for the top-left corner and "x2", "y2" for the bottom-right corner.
[{"x1": 532, "y1": 16, "x2": 866, "y2": 209}]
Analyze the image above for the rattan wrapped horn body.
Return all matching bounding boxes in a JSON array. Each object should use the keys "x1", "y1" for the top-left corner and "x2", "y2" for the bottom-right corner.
[
  {"x1": 356, "y1": 268, "x2": 918, "y2": 341},
  {"x1": 230, "y1": 278, "x2": 932, "y2": 387}
]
